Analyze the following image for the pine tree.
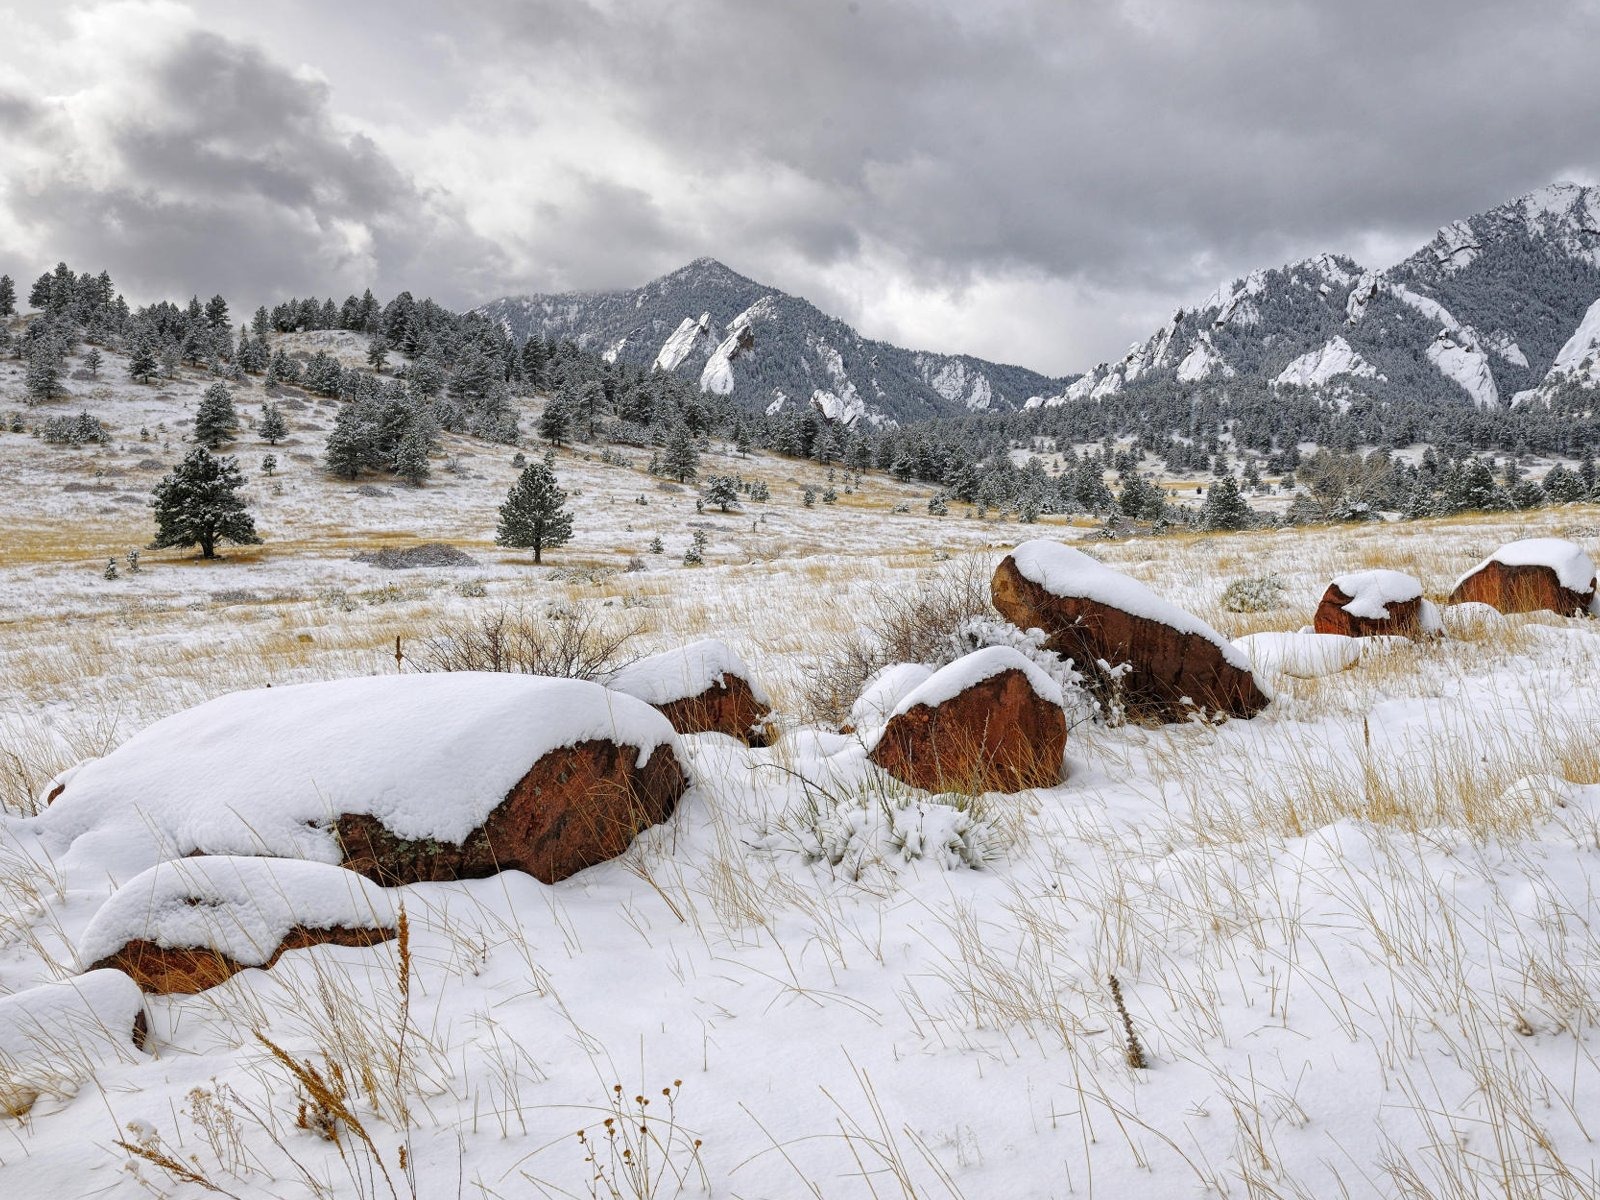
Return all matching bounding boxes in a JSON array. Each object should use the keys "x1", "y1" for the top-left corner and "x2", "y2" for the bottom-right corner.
[
  {"x1": 394, "y1": 422, "x2": 432, "y2": 486},
  {"x1": 83, "y1": 347, "x2": 103, "y2": 377},
  {"x1": 702, "y1": 475, "x2": 740, "y2": 512},
  {"x1": 538, "y1": 396, "x2": 570, "y2": 446},
  {"x1": 324, "y1": 404, "x2": 367, "y2": 480},
  {"x1": 204, "y1": 294, "x2": 230, "y2": 331},
  {"x1": 1199, "y1": 475, "x2": 1255, "y2": 531},
  {"x1": 193, "y1": 382, "x2": 239, "y2": 448},
  {"x1": 496, "y1": 461, "x2": 573, "y2": 563},
  {"x1": 1543, "y1": 463, "x2": 1585, "y2": 503},
  {"x1": 259, "y1": 402, "x2": 287, "y2": 445},
  {"x1": 0, "y1": 274, "x2": 14, "y2": 318},
  {"x1": 128, "y1": 336, "x2": 160, "y2": 383},
  {"x1": 366, "y1": 335, "x2": 389, "y2": 372},
  {"x1": 24, "y1": 342, "x2": 63, "y2": 404},
  {"x1": 661, "y1": 424, "x2": 700, "y2": 482},
  {"x1": 928, "y1": 492, "x2": 949, "y2": 516},
  {"x1": 149, "y1": 448, "x2": 262, "y2": 559}
]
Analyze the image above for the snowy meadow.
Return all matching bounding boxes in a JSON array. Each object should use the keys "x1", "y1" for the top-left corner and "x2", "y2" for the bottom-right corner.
[{"x1": 3, "y1": 346, "x2": 1600, "y2": 1200}]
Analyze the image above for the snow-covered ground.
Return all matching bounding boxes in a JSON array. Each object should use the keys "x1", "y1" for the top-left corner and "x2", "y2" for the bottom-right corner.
[{"x1": 4, "y1": 349, "x2": 1600, "y2": 1197}]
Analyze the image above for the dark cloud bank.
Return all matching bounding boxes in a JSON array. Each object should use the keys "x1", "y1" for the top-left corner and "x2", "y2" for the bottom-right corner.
[{"x1": 2, "y1": 0, "x2": 1597, "y2": 372}]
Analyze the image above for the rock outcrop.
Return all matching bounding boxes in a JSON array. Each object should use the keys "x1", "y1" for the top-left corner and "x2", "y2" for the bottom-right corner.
[
  {"x1": 991, "y1": 540, "x2": 1269, "y2": 722},
  {"x1": 868, "y1": 647, "x2": 1066, "y2": 793},
  {"x1": 78, "y1": 857, "x2": 400, "y2": 994},
  {"x1": 1314, "y1": 569, "x2": 1427, "y2": 638},
  {"x1": 336, "y1": 738, "x2": 687, "y2": 885},
  {"x1": 609, "y1": 639, "x2": 774, "y2": 745},
  {"x1": 1450, "y1": 539, "x2": 1597, "y2": 616},
  {"x1": 0, "y1": 971, "x2": 148, "y2": 1115},
  {"x1": 29, "y1": 675, "x2": 688, "y2": 890}
]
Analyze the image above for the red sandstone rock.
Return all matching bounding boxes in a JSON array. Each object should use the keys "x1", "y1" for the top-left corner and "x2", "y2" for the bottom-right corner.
[
  {"x1": 868, "y1": 648, "x2": 1066, "y2": 793},
  {"x1": 1313, "y1": 569, "x2": 1427, "y2": 638},
  {"x1": 1449, "y1": 559, "x2": 1594, "y2": 616},
  {"x1": 91, "y1": 925, "x2": 396, "y2": 995},
  {"x1": 609, "y1": 639, "x2": 775, "y2": 745},
  {"x1": 335, "y1": 738, "x2": 687, "y2": 885},
  {"x1": 991, "y1": 542, "x2": 1269, "y2": 723}
]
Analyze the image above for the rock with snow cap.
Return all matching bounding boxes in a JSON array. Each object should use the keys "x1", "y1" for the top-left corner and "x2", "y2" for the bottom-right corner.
[
  {"x1": 79, "y1": 857, "x2": 398, "y2": 994},
  {"x1": 1448, "y1": 538, "x2": 1598, "y2": 616},
  {"x1": 1314, "y1": 569, "x2": 1433, "y2": 639},
  {"x1": 868, "y1": 647, "x2": 1067, "y2": 794},
  {"x1": 608, "y1": 638, "x2": 774, "y2": 745},
  {"x1": 0, "y1": 971, "x2": 148, "y2": 1115},
  {"x1": 991, "y1": 540, "x2": 1270, "y2": 722},
  {"x1": 29, "y1": 673, "x2": 688, "y2": 887}
]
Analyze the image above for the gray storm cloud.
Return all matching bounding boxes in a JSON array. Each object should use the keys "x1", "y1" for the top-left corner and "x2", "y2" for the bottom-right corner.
[{"x1": 1, "y1": 0, "x2": 1597, "y2": 373}]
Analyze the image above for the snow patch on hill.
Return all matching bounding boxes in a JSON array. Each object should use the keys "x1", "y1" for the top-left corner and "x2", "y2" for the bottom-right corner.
[
  {"x1": 655, "y1": 312, "x2": 715, "y2": 372},
  {"x1": 1275, "y1": 336, "x2": 1378, "y2": 388},
  {"x1": 1175, "y1": 333, "x2": 1233, "y2": 382},
  {"x1": 1427, "y1": 329, "x2": 1501, "y2": 409}
]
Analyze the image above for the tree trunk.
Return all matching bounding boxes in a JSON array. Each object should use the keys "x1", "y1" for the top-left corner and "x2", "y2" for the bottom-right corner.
[{"x1": 200, "y1": 534, "x2": 215, "y2": 559}]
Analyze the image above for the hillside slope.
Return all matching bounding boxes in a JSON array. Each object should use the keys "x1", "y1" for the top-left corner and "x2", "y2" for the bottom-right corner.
[{"x1": 1029, "y1": 182, "x2": 1600, "y2": 415}]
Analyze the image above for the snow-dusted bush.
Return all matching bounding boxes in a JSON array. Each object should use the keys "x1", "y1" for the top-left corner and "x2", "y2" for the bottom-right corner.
[
  {"x1": 757, "y1": 774, "x2": 1004, "y2": 879},
  {"x1": 1220, "y1": 573, "x2": 1288, "y2": 612},
  {"x1": 38, "y1": 411, "x2": 110, "y2": 446}
]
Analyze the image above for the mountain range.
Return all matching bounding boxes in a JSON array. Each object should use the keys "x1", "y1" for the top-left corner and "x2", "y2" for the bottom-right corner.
[
  {"x1": 477, "y1": 182, "x2": 1600, "y2": 427},
  {"x1": 476, "y1": 258, "x2": 1062, "y2": 425}
]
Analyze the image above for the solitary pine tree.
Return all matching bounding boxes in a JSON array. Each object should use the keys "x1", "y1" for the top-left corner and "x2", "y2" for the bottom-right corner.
[
  {"x1": 1199, "y1": 475, "x2": 1255, "y2": 531},
  {"x1": 701, "y1": 474, "x2": 740, "y2": 512},
  {"x1": 366, "y1": 335, "x2": 389, "y2": 372},
  {"x1": 259, "y1": 402, "x2": 287, "y2": 444},
  {"x1": 0, "y1": 274, "x2": 14, "y2": 318},
  {"x1": 83, "y1": 347, "x2": 103, "y2": 377},
  {"x1": 661, "y1": 424, "x2": 700, "y2": 482},
  {"x1": 150, "y1": 448, "x2": 262, "y2": 559},
  {"x1": 496, "y1": 461, "x2": 572, "y2": 563},
  {"x1": 194, "y1": 382, "x2": 239, "y2": 448}
]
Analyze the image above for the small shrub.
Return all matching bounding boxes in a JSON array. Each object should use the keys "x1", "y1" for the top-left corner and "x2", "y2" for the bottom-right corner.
[
  {"x1": 413, "y1": 604, "x2": 639, "y2": 680},
  {"x1": 1220, "y1": 573, "x2": 1287, "y2": 613}
]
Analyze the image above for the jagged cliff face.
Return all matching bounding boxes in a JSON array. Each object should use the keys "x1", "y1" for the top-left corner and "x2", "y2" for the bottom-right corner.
[
  {"x1": 476, "y1": 258, "x2": 1063, "y2": 425},
  {"x1": 1026, "y1": 183, "x2": 1600, "y2": 414}
]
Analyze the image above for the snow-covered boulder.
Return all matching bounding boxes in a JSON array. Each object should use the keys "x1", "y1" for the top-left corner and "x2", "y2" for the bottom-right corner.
[
  {"x1": 1234, "y1": 632, "x2": 1364, "y2": 679},
  {"x1": 31, "y1": 674, "x2": 687, "y2": 887},
  {"x1": 1313, "y1": 569, "x2": 1434, "y2": 639},
  {"x1": 868, "y1": 647, "x2": 1067, "y2": 794},
  {"x1": 1448, "y1": 539, "x2": 1598, "y2": 617},
  {"x1": 845, "y1": 663, "x2": 936, "y2": 732},
  {"x1": 0, "y1": 971, "x2": 147, "y2": 1116},
  {"x1": 608, "y1": 639, "x2": 774, "y2": 745},
  {"x1": 991, "y1": 541, "x2": 1270, "y2": 722},
  {"x1": 78, "y1": 857, "x2": 398, "y2": 994}
]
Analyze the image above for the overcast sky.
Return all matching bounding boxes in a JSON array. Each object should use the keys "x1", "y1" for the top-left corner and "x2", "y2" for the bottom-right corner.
[{"x1": 2, "y1": 0, "x2": 1598, "y2": 375}]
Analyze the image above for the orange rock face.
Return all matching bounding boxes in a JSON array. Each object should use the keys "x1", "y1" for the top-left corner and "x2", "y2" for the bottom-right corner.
[
  {"x1": 651, "y1": 675, "x2": 774, "y2": 745},
  {"x1": 869, "y1": 667, "x2": 1066, "y2": 793},
  {"x1": 1313, "y1": 585, "x2": 1425, "y2": 638},
  {"x1": 334, "y1": 738, "x2": 687, "y2": 885},
  {"x1": 990, "y1": 555, "x2": 1269, "y2": 723},
  {"x1": 90, "y1": 925, "x2": 396, "y2": 995},
  {"x1": 1448, "y1": 560, "x2": 1595, "y2": 616}
]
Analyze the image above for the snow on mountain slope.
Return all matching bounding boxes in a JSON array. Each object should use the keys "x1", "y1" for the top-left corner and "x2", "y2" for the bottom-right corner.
[
  {"x1": 1426, "y1": 328, "x2": 1501, "y2": 410},
  {"x1": 1549, "y1": 296, "x2": 1600, "y2": 383},
  {"x1": 1175, "y1": 332, "x2": 1233, "y2": 382},
  {"x1": 654, "y1": 312, "x2": 715, "y2": 372},
  {"x1": 1275, "y1": 336, "x2": 1378, "y2": 388}
]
